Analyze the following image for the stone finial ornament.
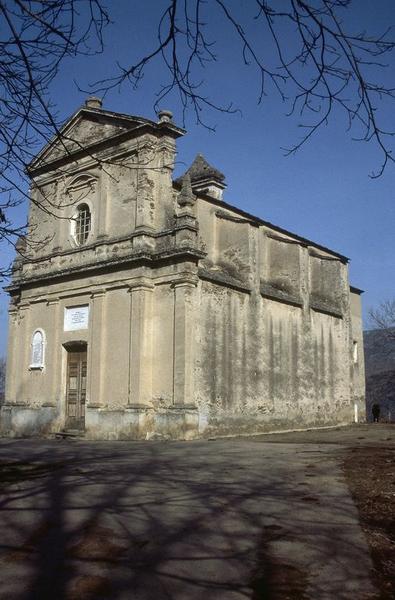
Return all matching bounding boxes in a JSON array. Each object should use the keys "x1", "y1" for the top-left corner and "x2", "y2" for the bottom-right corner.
[
  {"x1": 12, "y1": 236, "x2": 27, "y2": 273},
  {"x1": 85, "y1": 97, "x2": 103, "y2": 109},
  {"x1": 157, "y1": 109, "x2": 173, "y2": 124},
  {"x1": 178, "y1": 173, "x2": 196, "y2": 207},
  {"x1": 15, "y1": 235, "x2": 27, "y2": 253}
]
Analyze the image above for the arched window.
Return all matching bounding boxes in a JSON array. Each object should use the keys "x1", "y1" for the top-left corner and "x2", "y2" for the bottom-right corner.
[
  {"x1": 30, "y1": 330, "x2": 45, "y2": 369},
  {"x1": 75, "y1": 203, "x2": 91, "y2": 246}
]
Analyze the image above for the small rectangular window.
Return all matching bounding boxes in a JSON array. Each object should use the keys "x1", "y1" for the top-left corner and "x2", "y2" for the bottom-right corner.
[
  {"x1": 76, "y1": 204, "x2": 91, "y2": 245},
  {"x1": 353, "y1": 341, "x2": 358, "y2": 364}
]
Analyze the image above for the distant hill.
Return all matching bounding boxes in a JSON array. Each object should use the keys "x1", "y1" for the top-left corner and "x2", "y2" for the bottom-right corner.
[{"x1": 363, "y1": 329, "x2": 395, "y2": 422}]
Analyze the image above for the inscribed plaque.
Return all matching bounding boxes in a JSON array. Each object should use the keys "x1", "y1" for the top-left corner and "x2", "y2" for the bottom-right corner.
[{"x1": 64, "y1": 305, "x2": 89, "y2": 331}]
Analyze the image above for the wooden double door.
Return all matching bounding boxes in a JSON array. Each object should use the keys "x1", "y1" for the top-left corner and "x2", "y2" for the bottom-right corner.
[{"x1": 65, "y1": 349, "x2": 87, "y2": 430}]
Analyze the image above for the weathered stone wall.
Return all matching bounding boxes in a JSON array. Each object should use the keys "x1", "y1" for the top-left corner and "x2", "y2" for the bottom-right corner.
[
  {"x1": 100, "y1": 287, "x2": 129, "y2": 407},
  {"x1": 266, "y1": 236, "x2": 301, "y2": 298},
  {"x1": 25, "y1": 127, "x2": 177, "y2": 265},
  {"x1": 194, "y1": 195, "x2": 361, "y2": 436},
  {"x1": 151, "y1": 283, "x2": 174, "y2": 405},
  {"x1": 310, "y1": 254, "x2": 343, "y2": 314},
  {"x1": 105, "y1": 160, "x2": 138, "y2": 237},
  {"x1": 195, "y1": 281, "x2": 354, "y2": 436},
  {"x1": 3, "y1": 265, "x2": 200, "y2": 439}
]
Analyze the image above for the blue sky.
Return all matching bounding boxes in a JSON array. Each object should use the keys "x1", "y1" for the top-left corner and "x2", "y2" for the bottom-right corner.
[{"x1": 1, "y1": 0, "x2": 394, "y2": 356}]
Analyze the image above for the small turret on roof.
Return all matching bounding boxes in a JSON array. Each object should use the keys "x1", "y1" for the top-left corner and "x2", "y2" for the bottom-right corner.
[{"x1": 176, "y1": 153, "x2": 226, "y2": 200}]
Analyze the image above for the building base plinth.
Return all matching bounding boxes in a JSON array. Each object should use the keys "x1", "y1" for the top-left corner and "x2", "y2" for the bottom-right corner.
[
  {"x1": 0, "y1": 405, "x2": 60, "y2": 438},
  {"x1": 84, "y1": 405, "x2": 200, "y2": 440}
]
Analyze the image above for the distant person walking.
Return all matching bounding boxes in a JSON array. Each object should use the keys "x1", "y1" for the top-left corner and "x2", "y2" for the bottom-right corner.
[{"x1": 372, "y1": 403, "x2": 380, "y2": 423}]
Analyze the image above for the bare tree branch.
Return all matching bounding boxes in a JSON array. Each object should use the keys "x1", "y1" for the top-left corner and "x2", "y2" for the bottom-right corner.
[
  {"x1": 93, "y1": 1, "x2": 395, "y2": 176},
  {"x1": 1, "y1": 1, "x2": 395, "y2": 280},
  {"x1": 0, "y1": 0, "x2": 109, "y2": 279},
  {"x1": 369, "y1": 300, "x2": 395, "y2": 341}
]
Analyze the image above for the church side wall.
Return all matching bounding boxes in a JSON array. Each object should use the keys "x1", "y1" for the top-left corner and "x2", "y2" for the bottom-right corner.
[
  {"x1": 194, "y1": 282, "x2": 354, "y2": 436},
  {"x1": 194, "y1": 197, "x2": 357, "y2": 436}
]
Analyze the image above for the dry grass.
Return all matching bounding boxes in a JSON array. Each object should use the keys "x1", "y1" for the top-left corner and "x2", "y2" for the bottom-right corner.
[{"x1": 343, "y1": 447, "x2": 395, "y2": 600}]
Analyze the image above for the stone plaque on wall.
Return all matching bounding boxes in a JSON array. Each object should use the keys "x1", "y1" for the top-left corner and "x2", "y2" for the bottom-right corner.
[
  {"x1": 30, "y1": 330, "x2": 44, "y2": 368},
  {"x1": 64, "y1": 305, "x2": 89, "y2": 331}
]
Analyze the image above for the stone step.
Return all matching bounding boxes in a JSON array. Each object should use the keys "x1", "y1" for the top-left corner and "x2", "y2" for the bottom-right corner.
[{"x1": 54, "y1": 429, "x2": 85, "y2": 440}]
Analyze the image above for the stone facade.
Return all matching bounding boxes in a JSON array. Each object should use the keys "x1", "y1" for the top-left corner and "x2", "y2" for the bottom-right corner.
[{"x1": 2, "y1": 99, "x2": 366, "y2": 439}]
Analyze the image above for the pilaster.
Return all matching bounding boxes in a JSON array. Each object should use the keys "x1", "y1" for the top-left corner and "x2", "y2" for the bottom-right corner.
[
  {"x1": 18, "y1": 304, "x2": 30, "y2": 403},
  {"x1": 128, "y1": 281, "x2": 154, "y2": 406},
  {"x1": 51, "y1": 180, "x2": 61, "y2": 251},
  {"x1": 4, "y1": 306, "x2": 18, "y2": 403},
  {"x1": 47, "y1": 299, "x2": 60, "y2": 406},
  {"x1": 172, "y1": 279, "x2": 198, "y2": 406},
  {"x1": 96, "y1": 168, "x2": 109, "y2": 239},
  {"x1": 135, "y1": 144, "x2": 156, "y2": 231},
  {"x1": 175, "y1": 174, "x2": 198, "y2": 249},
  {"x1": 87, "y1": 289, "x2": 106, "y2": 407},
  {"x1": 22, "y1": 304, "x2": 31, "y2": 368},
  {"x1": 57, "y1": 179, "x2": 69, "y2": 250}
]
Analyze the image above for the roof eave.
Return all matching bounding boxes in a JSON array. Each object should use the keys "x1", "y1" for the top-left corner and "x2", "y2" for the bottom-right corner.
[
  {"x1": 174, "y1": 182, "x2": 349, "y2": 263},
  {"x1": 350, "y1": 285, "x2": 364, "y2": 295}
]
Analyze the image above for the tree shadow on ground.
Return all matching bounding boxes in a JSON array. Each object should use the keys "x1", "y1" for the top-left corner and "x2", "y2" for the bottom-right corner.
[{"x1": 0, "y1": 440, "x2": 377, "y2": 600}]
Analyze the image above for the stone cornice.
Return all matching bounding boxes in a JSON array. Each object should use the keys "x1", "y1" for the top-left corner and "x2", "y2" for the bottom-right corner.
[
  {"x1": 260, "y1": 283, "x2": 303, "y2": 308},
  {"x1": 13, "y1": 226, "x2": 200, "y2": 268},
  {"x1": 198, "y1": 267, "x2": 251, "y2": 294},
  {"x1": 310, "y1": 297, "x2": 343, "y2": 319},
  {"x1": 266, "y1": 232, "x2": 306, "y2": 246},
  {"x1": 186, "y1": 189, "x2": 350, "y2": 264},
  {"x1": 215, "y1": 210, "x2": 258, "y2": 227},
  {"x1": 308, "y1": 249, "x2": 343, "y2": 262},
  {"x1": 7, "y1": 246, "x2": 206, "y2": 293},
  {"x1": 29, "y1": 108, "x2": 185, "y2": 176}
]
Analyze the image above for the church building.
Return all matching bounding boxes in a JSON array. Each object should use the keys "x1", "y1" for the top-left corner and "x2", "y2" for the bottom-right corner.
[{"x1": 2, "y1": 98, "x2": 365, "y2": 439}]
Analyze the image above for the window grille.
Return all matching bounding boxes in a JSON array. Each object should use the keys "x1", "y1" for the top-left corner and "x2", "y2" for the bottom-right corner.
[{"x1": 75, "y1": 204, "x2": 91, "y2": 245}]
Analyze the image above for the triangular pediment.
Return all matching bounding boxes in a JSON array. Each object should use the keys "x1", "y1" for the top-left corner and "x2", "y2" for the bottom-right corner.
[{"x1": 29, "y1": 108, "x2": 148, "y2": 172}]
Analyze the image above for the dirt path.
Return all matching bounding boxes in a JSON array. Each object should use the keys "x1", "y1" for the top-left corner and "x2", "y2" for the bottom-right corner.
[
  {"x1": 0, "y1": 425, "x2": 392, "y2": 599},
  {"x1": 253, "y1": 423, "x2": 395, "y2": 599}
]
